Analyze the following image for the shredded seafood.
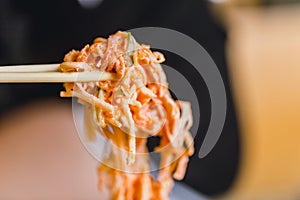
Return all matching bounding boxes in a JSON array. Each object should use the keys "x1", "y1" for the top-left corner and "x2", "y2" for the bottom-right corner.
[{"x1": 60, "y1": 31, "x2": 194, "y2": 200}]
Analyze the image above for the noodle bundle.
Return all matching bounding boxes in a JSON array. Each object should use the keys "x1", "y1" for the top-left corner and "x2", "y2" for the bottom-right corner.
[{"x1": 60, "y1": 31, "x2": 194, "y2": 200}]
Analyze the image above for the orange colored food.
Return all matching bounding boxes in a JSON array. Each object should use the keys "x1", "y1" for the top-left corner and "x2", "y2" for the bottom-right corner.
[{"x1": 60, "y1": 31, "x2": 194, "y2": 200}]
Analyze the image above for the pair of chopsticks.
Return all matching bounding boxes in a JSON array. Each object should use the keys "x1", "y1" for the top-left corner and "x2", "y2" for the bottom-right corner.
[{"x1": 0, "y1": 64, "x2": 116, "y2": 83}]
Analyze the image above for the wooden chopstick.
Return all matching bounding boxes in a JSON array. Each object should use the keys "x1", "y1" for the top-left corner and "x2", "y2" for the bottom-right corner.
[
  {"x1": 0, "y1": 64, "x2": 118, "y2": 83},
  {"x1": 0, "y1": 72, "x2": 117, "y2": 83},
  {"x1": 0, "y1": 64, "x2": 60, "y2": 73}
]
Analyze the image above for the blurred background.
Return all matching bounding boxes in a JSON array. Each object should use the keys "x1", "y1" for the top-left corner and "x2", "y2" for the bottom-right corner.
[{"x1": 0, "y1": 0, "x2": 299, "y2": 199}]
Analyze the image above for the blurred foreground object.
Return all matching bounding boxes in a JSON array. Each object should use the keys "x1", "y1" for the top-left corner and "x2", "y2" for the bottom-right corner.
[
  {"x1": 0, "y1": 99, "x2": 205, "y2": 200},
  {"x1": 0, "y1": 100, "x2": 101, "y2": 199},
  {"x1": 211, "y1": 2, "x2": 300, "y2": 199}
]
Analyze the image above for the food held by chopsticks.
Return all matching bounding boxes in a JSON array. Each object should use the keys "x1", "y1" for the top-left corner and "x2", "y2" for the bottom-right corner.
[{"x1": 60, "y1": 31, "x2": 194, "y2": 200}]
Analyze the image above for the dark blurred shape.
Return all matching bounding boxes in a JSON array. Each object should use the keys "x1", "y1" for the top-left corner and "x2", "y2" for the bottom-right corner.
[{"x1": 0, "y1": 0, "x2": 240, "y2": 196}]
